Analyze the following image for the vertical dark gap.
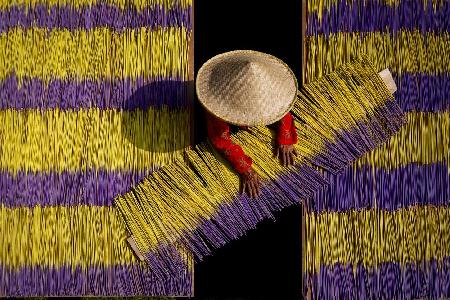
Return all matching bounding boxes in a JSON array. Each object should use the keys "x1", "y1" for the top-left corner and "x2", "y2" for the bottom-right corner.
[{"x1": 189, "y1": 1, "x2": 303, "y2": 299}]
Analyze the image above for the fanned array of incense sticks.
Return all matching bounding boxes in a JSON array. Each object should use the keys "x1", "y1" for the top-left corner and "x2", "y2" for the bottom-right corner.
[
  {"x1": 304, "y1": 0, "x2": 450, "y2": 299},
  {"x1": 0, "y1": 0, "x2": 194, "y2": 296},
  {"x1": 115, "y1": 57, "x2": 405, "y2": 278}
]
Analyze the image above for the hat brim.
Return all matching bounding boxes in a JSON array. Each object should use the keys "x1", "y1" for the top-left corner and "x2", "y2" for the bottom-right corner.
[{"x1": 196, "y1": 50, "x2": 298, "y2": 126}]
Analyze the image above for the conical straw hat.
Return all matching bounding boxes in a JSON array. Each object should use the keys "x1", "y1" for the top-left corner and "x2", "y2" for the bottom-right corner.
[{"x1": 196, "y1": 50, "x2": 298, "y2": 126}]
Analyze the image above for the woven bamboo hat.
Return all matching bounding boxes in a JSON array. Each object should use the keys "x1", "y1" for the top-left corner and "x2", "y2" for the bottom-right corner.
[{"x1": 196, "y1": 50, "x2": 298, "y2": 126}]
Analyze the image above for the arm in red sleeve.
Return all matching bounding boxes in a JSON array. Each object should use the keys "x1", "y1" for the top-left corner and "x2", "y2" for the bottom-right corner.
[
  {"x1": 276, "y1": 112, "x2": 298, "y2": 145},
  {"x1": 206, "y1": 112, "x2": 252, "y2": 175}
]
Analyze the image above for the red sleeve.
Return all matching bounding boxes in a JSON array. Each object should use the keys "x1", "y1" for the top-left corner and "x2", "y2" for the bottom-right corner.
[
  {"x1": 277, "y1": 112, "x2": 298, "y2": 145},
  {"x1": 206, "y1": 113, "x2": 252, "y2": 175}
]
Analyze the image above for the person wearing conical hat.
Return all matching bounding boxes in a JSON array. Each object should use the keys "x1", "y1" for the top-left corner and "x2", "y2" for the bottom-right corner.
[{"x1": 196, "y1": 50, "x2": 299, "y2": 199}]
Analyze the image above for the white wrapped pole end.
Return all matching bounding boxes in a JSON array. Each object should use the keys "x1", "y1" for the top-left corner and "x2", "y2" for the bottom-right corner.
[
  {"x1": 127, "y1": 236, "x2": 145, "y2": 261},
  {"x1": 378, "y1": 68, "x2": 397, "y2": 94}
]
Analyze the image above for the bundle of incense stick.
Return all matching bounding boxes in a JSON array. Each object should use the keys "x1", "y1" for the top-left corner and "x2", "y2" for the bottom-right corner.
[{"x1": 114, "y1": 56, "x2": 405, "y2": 279}]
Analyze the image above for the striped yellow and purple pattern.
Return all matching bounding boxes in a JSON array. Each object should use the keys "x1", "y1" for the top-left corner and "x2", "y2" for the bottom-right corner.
[
  {"x1": 304, "y1": 0, "x2": 450, "y2": 299},
  {"x1": 0, "y1": 0, "x2": 193, "y2": 296}
]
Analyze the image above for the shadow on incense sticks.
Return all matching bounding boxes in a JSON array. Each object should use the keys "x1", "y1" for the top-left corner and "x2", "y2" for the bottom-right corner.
[
  {"x1": 122, "y1": 79, "x2": 192, "y2": 110},
  {"x1": 121, "y1": 79, "x2": 193, "y2": 153}
]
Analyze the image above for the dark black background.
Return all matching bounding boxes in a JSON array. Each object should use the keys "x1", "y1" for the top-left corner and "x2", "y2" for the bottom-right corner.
[{"x1": 188, "y1": 1, "x2": 304, "y2": 299}]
